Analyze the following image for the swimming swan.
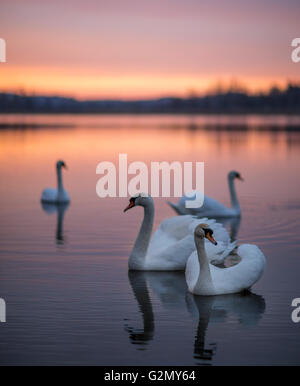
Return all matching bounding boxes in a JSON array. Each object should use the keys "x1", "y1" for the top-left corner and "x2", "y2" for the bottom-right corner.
[
  {"x1": 186, "y1": 224, "x2": 266, "y2": 295},
  {"x1": 41, "y1": 160, "x2": 70, "y2": 204},
  {"x1": 168, "y1": 170, "x2": 243, "y2": 218},
  {"x1": 124, "y1": 194, "x2": 236, "y2": 271}
]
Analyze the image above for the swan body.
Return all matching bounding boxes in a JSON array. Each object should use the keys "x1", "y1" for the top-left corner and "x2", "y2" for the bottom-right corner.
[
  {"x1": 124, "y1": 194, "x2": 236, "y2": 271},
  {"x1": 41, "y1": 160, "x2": 70, "y2": 204},
  {"x1": 168, "y1": 170, "x2": 243, "y2": 218},
  {"x1": 186, "y1": 224, "x2": 266, "y2": 295}
]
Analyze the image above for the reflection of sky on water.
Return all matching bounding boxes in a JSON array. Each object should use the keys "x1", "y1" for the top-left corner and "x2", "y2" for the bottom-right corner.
[{"x1": 0, "y1": 115, "x2": 299, "y2": 365}]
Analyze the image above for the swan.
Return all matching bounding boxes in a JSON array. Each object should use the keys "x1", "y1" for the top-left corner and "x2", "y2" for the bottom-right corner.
[
  {"x1": 168, "y1": 170, "x2": 243, "y2": 218},
  {"x1": 186, "y1": 224, "x2": 266, "y2": 295},
  {"x1": 41, "y1": 160, "x2": 70, "y2": 204},
  {"x1": 123, "y1": 194, "x2": 236, "y2": 271}
]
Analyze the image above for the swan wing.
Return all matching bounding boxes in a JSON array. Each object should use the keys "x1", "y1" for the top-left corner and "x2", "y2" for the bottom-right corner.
[
  {"x1": 186, "y1": 217, "x2": 230, "y2": 244},
  {"x1": 206, "y1": 240, "x2": 237, "y2": 264},
  {"x1": 211, "y1": 244, "x2": 266, "y2": 294},
  {"x1": 177, "y1": 193, "x2": 235, "y2": 217},
  {"x1": 179, "y1": 194, "x2": 227, "y2": 212},
  {"x1": 146, "y1": 234, "x2": 195, "y2": 271},
  {"x1": 155, "y1": 212, "x2": 230, "y2": 244},
  {"x1": 148, "y1": 215, "x2": 203, "y2": 257},
  {"x1": 149, "y1": 215, "x2": 231, "y2": 264},
  {"x1": 155, "y1": 215, "x2": 200, "y2": 239},
  {"x1": 199, "y1": 196, "x2": 228, "y2": 213}
]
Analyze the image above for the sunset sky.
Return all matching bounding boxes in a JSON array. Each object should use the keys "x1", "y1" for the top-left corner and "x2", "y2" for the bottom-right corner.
[{"x1": 0, "y1": 0, "x2": 299, "y2": 99}]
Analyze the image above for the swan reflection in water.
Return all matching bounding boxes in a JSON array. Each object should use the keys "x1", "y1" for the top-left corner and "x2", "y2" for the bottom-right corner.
[
  {"x1": 124, "y1": 271, "x2": 155, "y2": 347},
  {"x1": 125, "y1": 271, "x2": 187, "y2": 348},
  {"x1": 41, "y1": 202, "x2": 69, "y2": 244},
  {"x1": 126, "y1": 271, "x2": 265, "y2": 364},
  {"x1": 186, "y1": 291, "x2": 265, "y2": 364}
]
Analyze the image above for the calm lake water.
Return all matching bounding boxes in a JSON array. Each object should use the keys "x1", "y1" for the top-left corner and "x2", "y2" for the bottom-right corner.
[{"x1": 0, "y1": 114, "x2": 300, "y2": 366}]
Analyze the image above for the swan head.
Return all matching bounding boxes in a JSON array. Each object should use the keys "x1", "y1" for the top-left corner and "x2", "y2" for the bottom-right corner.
[
  {"x1": 229, "y1": 170, "x2": 243, "y2": 181},
  {"x1": 194, "y1": 223, "x2": 218, "y2": 245},
  {"x1": 123, "y1": 193, "x2": 152, "y2": 212},
  {"x1": 56, "y1": 160, "x2": 67, "y2": 170}
]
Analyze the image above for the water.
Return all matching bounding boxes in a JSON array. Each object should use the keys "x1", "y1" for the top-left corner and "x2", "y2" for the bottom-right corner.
[{"x1": 0, "y1": 114, "x2": 300, "y2": 365}]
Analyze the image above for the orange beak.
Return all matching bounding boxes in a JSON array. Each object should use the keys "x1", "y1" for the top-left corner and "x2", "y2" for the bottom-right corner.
[
  {"x1": 124, "y1": 201, "x2": 135, "y2": 212},
  {"x1": 206, "y1": 233, "x2": 218, "y2": 245},
  {"x1": 238, "y1": 175, "x2": 244, "y2": 181}
]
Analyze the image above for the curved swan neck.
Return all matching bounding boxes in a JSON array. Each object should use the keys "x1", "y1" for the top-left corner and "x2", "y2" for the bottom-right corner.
[
  {"x1": 194, "y1": 237, "x2": 213, "y2": 293},
  {"x1": 129, "y1": 198, "x2": 154, "y2": 269},
  {"x1": 56, "y1": 165, "x2": 64, "y2": 192},
  {"x1": 228, "y1": 175, "x2": 240, "y2": 213},
  {"x1": 195, "y1": 237, "x2": 211, "y2": 272}
]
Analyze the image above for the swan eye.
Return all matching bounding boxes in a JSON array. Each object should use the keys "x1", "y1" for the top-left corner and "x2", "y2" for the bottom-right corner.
[{"x1": 204, "y1": 228, "x2": 213, "y2": 237}]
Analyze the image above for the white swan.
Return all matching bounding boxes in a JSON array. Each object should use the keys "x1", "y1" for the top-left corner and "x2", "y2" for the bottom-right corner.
[
  {"x1": 41, "y1": 160, "x2": 70, "y2": 204},
  {"x1": 186, "y1": 224, "x2": 266, "y2": 295},
  {"x1": 123, "y1": 194, "x2": 236, "y2": 271},
  {"x1": 168, "y1": 170, "x2": 243, "y2": 218}
]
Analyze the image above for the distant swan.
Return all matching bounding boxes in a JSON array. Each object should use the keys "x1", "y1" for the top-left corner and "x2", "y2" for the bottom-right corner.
[
  {"x1": 41, "y1": 160, "x2": 70, "y2": 204},
  {"x1": 185, "y1": 224, "x2": 266, "y2": 295},
  {"x1": 124, "y1": 194, "x2": 236, "y2": 271},
  {"x1": 168, "y1": 170, "x2": 243, "y2": 218}
]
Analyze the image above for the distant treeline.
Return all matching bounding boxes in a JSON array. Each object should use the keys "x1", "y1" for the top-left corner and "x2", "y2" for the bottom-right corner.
[{"x1": 0, "y1": 83, "x2": 300, "y2": 114}]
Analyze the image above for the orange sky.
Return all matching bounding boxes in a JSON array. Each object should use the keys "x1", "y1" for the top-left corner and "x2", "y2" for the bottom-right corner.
[{"x1": 0, "y1": 0, "x2": 299, "y2": 99}]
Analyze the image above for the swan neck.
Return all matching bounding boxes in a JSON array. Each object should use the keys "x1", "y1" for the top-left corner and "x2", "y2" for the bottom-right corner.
[
  {"x1": 194, "y1": 237, "x2": 213, "y2": 292},
  {"x1": 57, "y1": 166, "x2": 64, "y2": 192},
  {"x1": 228, "y1": 176, "x2": 240, "y2": 212},
  {"x1": 129, "y1": 200, "x2": 154, "y2": 269},
  {"x1": 195, "y1": 237, "x2": 210, "y2": 271}
]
